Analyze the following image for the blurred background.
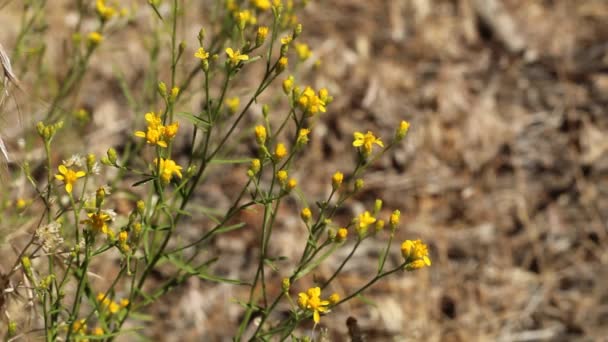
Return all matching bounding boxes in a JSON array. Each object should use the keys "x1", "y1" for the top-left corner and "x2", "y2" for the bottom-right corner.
[{"x1": 1, "y1": 0, "x2": 608, "y2": 340}]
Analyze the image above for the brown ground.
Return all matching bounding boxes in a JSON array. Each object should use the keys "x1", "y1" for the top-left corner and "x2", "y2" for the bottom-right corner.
[{"x1": 1, "y1": 0, "x2": 608, "y2": 341}]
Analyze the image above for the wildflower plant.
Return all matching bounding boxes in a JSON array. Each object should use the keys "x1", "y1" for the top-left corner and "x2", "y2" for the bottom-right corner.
[{"x1": 0, "y1": 1, "x2": 431, "y2": 341}]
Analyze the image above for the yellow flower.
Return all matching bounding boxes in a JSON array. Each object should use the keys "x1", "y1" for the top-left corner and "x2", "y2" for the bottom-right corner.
[
  {"x1": 120, "y1": 298, "x2": 130, "y2": 308},
  {"x1": 277, "y1": 56, "x2": 288, "y2": 72},
  {"x1": 226, "y1": 97, "x2": 240, "y2": 114},
  {"x1": 332, "y1": 171, "x2": 343, "y2": 189},
  {"x1": 281, "y1": 35, "x2": 292, "y2": 45},
  {"x1": 401, "y1": 239, "x2": 431, "y2": 270},
  {"x1": 282, "y1": 75, "x2": 294, "y2": 94},
  {"x1": 226, "y1": 48, "x2": 249, "y2": 65},
  {"x1": 87, "y1": 32, "x2": 103, "y2": 46},
  {"x1": 389, "y1": 210, "x2": 401, "y2": 230},
  {"x1": 287, "y1": 178, "x2": 297, "y2": 190},
  {"x1": 274, "y1": 143, "x2": 287, "y2": 160},
  {"x1": 298, "y1": 87, "x2": 326, "y2": 115},
  {"x1": 256, "y1": 26, "x2": 269, "y2": 45},
  {"x1": 254, "y1": 125, "x2": 267, "y2": 145},
  {"x1": 276, "y1": 170, "x2": 288, "y2": 184},
  {"x1": 154, "y1": 158, "x2": 183, "y2": 185},
  {"x1": 72, "y1": 319, "x2": 87, "y2": 334},
  {"x1": 134, "y1": 112, "x2": 179, "y2": 148},
  {"x1": 96, "y1": 0, "x2": 117, "y2": 21},
  {"x1": 300, "y1": 207, "x2": 312, "y2": 222},
  {"x1": 235, "y1": 10, "x2": 256, "y2": 29},
  {"x1": 297, "y1": 128, "x2": 310, "y2": 146},
  {"x1": 118, "y1": 231, "x2": 128, "y2": 243},
  {"x1": 358, "y1": 211, "x2": 376, "y2": 229},
  {"x1": 298, "y1": 287, "x2": 330, "y2": 324},
  {"x1": 356, "y1": 211, "x2": 376, "y2": 236},
  {"x1": 55, "y1": 165, "x2": 86, "y2": 193},
  {"x1": 82, "y1": 211, "x2": 112, "y2": 234},
  {"x1": 336, "y1": 227, "x2": 348, "y2": 242},
  {"x1": 194, "y1": 47, "x2": 210, "y2": 60},
  {"x1": 396, "y1": 120, "x2": 410, "y2": 140},
  {"x1": 108, "y1": 301, "x2": 120, "y2": 314},
  {"x1": 295, "y1": 43, "x2": 312, "y2": 61},
  {"x1": 93, "y1": 327, "x2": 104, "y2": 336},
  {"x1": 251, "y1": 0, "x2": 271, "y2": 10},
  {"x1": 16, "y1": 198, "x2": 28, "y2": 210},
  {"x1": 352, "y1": 131, "x2": 384, "y2": 156},
  {"x1": 250, "y1": 158, "x2": 261, "y2": 175},
  {"x1": 328, "y1": 293, "x2": 340, "y2": 305}
]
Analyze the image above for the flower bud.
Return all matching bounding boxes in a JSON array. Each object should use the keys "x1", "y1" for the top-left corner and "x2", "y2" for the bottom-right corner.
[
  {"x1": 332, "y1": 171, "x2": 344, "y2": 190},
  {"x1": 300, "y1": 207, "x2": 312, "y2": 223}
]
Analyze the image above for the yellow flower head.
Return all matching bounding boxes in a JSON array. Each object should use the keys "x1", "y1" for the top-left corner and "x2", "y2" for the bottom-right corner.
[
  {"x1": 250, "y1": 158, "x2": 261, "y2": 175},
  {"x1": 194, "y1": 47, "x2": 210, "y2": 60},
  {"x1": 328, "y1": 293, "x2": 340, "y2": 305},
  {"x1": 332, "y1": 171, "x2": 344, "y2": 189},
  {"x1": 353, "y1": 131, "x2": 384, "y2": 156},
  {"x1": 287, "y1": 178, "x2": 297, "y2": 190},
  {"x1": 295, "y1": 43, "x2": 312, "y2": 61},
  {"x1": 55, "y1": 165, "x2": 86, "y2": 193},
  {"x1": 235, "y1": 10, "x2": 256, "y2": 29},
  {"x1": 93, "y1": 327, "x2": 104, "y2": 336},
  {"x1": 298, "y1": 287, "x2": 330, "y2": 324},
  {"x1": 254, "y1": 125, "x2": 267, "y2": 145},
  {"x1": 300, "y1": 207, "x2": 312, "y2": 222},
  {"x1": 356, "y1": 211, "x2": 376, "y2": 236},
  {"x1": 87, "y1": 32, "x2": 103, "y2": 46},
  {"x1": 297, "y1": 128, "x2": 310, "y2": 146},
  {"x1": 256, "y1": 26, "x2": 269, "y2": 45},
  {"x1": 401, "y1": 239, "x2": 431, "y2": 270},
  {"x1": 336, "y1": 227, "x2": 348, "y2": 242},
  {"x1": 251, "y1": 0, "x2": 271, "y2": 10},
  {"x1": 277, "y1": 57, "x2": 288, "y2": 72},
  {"x1": 276, "y1": 170, "x2": 288, "y2": 185},
  {"x1": 82, "y1": 211, "x2": 112, "y2": 234},
  {"x1": 72, "y1": 319, "x2": 87, "y2": 334},
  {"x1": 96, "y1": 0, "x2": 117, "y2": 21},
  {"x1": 389, "y1": 210, "x2": 401, "y2": 230},
  {"x1": 281, "y1": 35, "x2": 292, "y2": 45},
  {"x1": 226, "y1": 48, "x2": 249, "y2": 65},
  {"x1": 282, "y1": 75, "x2": 294, "y2": 95},
  {"x1": 396, "y1": 120, "x2": 410, "y2": 140},
  {"x1": 298, "y1": 87, "x2": 326, "y2": 115},
  {"x1": 226, "y1": 97, "x2": 240, "y2": 114},
  {"x1": 274, "y1": 143, "x2": 288, "y2": 160},
  {"x1": 134, "y1": 112, "x2": 179, "y2": 148},
  {"x1": 154, "y1": 158, "x2": 183, "y2": 185}
]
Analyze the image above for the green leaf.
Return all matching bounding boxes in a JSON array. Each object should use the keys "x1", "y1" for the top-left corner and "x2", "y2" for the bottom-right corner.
[
  {"x1": 132, "y1": 177, "x2": 154, "y2": 187},
  {"x1": 177, "y1": 111, "x2": 210, "y2": 130},
  {"x1": 213, "y1": 222, "x2": 246, "y2": 234},
  {"x1": 208, "y1": 157, "x2": 253, "y2": 165}
]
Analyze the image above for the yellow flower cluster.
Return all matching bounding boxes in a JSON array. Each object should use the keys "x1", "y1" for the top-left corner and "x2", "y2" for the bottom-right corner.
[
  {"x1": 96, "y1": 0, "x2": 117, "y2": 21},
  {"x1": 297, "y1": 287, "x2": 338, "y2": 324},
  {"x1": 401, "y1": 239, "x2": 431, "y2": 270},
  {"x1": 298, "y1": 86, "x2": 328, "y2": 115},
  {"x1": 134, "y1": 112, "x2": 179, "y2": 148},
  {"x1": 97, "y1": 293, "x2": 129, "y2": 314}
]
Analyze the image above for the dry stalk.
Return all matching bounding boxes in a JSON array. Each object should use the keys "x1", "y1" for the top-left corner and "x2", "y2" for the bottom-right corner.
[{"x1": 0, "y1": 41, "x2": 20, "y2": 163}]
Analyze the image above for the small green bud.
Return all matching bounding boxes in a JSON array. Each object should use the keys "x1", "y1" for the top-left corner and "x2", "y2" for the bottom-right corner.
[
  {"x1": 354, "y1": 178, "x2": 364, "y2": 192},
  {"x1": 158, "y1": 81, "x2": 167, "y2": 98},
  {"x1": 106, "y1": 148, "x2": 117, "y2": 164},
  {"x1": 374, "y1": 199, "x2": 383, "y2": 215}
]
